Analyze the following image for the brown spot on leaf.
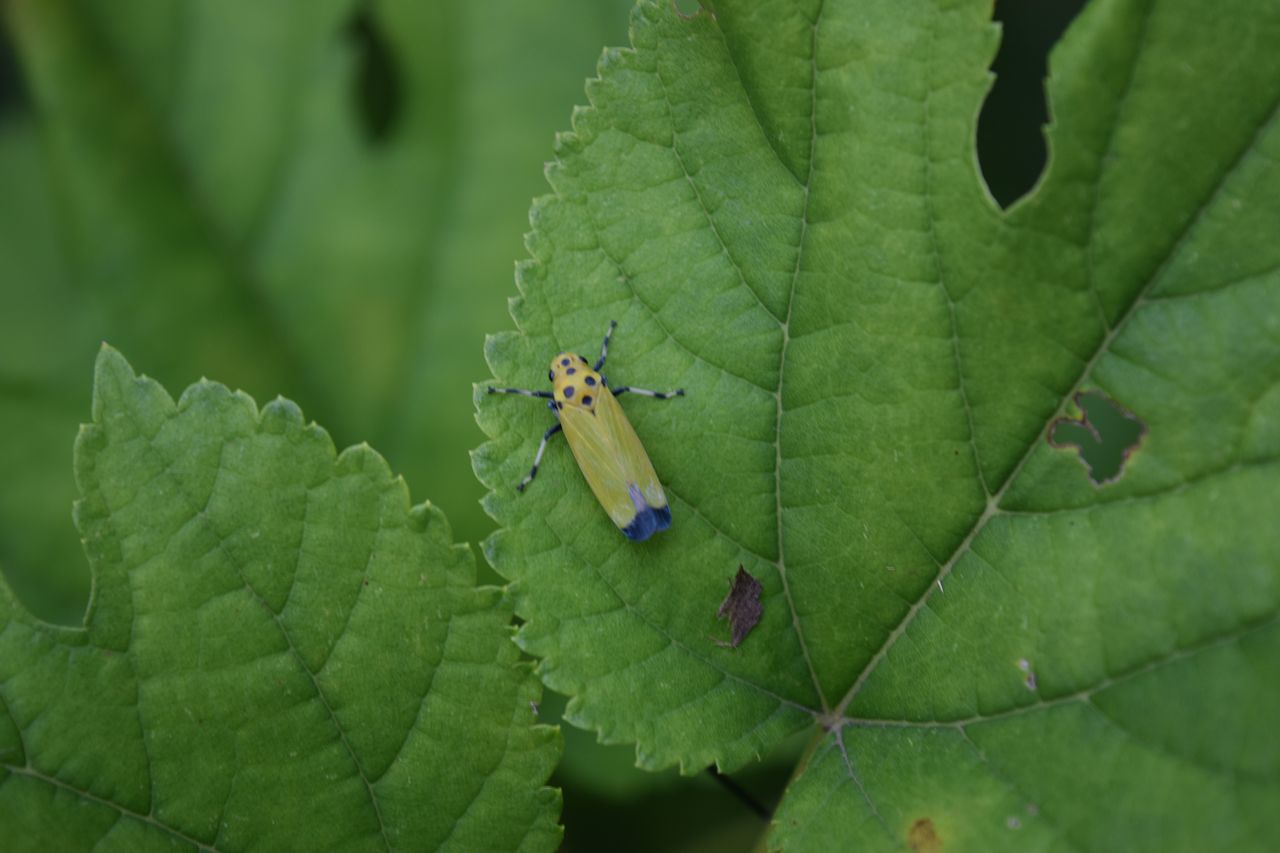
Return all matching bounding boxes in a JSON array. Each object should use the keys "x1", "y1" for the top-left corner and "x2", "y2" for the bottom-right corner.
[
  {"x1": 908, "y1": 817, "x2": 941, "y2": 852},
  {"x1": 1049, "y1": 391, "x2": 1145, "y2": 484},
  {"x1": 714, "y1": 566, "x2": 762, "y2": 648}
]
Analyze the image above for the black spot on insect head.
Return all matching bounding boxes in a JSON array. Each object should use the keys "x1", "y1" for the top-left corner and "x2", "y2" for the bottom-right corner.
[
  {"x1": 581, "y1": 395, "x2": 593, "y2": 406},
  {"x1": 563, "y1": 385, "x2": 575, "y2": 399},
  {"x1": 561, "y1": 358, "x2": 571, "y2": 367},
  {"x1": 567, "y1": 367, "x2": 576, "y2": 375},
  {"x1": 584, "y1": 375, "x2": 597, "y2": 387}
]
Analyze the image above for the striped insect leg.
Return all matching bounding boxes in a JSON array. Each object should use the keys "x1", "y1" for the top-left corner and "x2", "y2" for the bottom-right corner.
[
  {"x1": 488, "y1": 386, "x2": 554, "y2": 399},
  {"x1": 609, "y1": 385, "x2": 685, "y2": 400},
  {"x1": 518, "y1": 423, "x2": 563, "y2": 492},
  {"x1": 593, "y1": 319, "x2": 618, "y2": 371}
]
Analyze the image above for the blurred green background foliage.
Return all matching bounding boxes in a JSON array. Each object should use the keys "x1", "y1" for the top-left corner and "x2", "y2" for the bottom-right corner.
[
  {"x1": 0, "y1": 0, "x2": 1084, "y2": 849},
  {"x1": 0, "y1": 0, "x2": 637, "y2": 624}
]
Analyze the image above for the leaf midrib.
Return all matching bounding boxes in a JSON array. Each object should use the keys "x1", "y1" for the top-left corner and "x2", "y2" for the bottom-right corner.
[{"x1": 771, "y1": 0, "x2": 828, "y2": 713}]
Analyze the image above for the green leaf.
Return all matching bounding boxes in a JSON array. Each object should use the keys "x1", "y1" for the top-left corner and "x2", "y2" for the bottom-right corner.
[
  {"x1": 0, "y1": 347, "x2": 560, "y2": 851},
  {"x1": 475, "y1": 0, "x2": 1280, "y2": 848},
  {"x1": 0, "y1": 0, "x2": 632, "y2": 620}
]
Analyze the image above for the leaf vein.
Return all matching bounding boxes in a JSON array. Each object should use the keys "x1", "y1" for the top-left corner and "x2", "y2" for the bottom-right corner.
[
  {"x1": 128, "y1": 408, "x2": 393, "y2": 849},
  {"x1": 921, "y1": 13, "x2": 989, "y2": 497},
  {"x1": 838, "y1": 611, "x2": 1278, "y2": 730},
  {"x1": 665, "y1": 485, "x2": 776, "y2": 567},
  {"x1": 0, "y1": 761, "x2": 219, "y2": 852},
  {"x1": 954, "y1": 727, "x2": 1088, "y2": 853},
  {"x1": 833, "y1": 76, "x2": 1280, "y2": 720},
  {"x1": 1081, "y1": 0, "x2": 1157, "y2": 332},
  {"x1": 653, "y1": 59, "x2": 785, "y2": 324},
  {"x1": 571, "y1": 537, "x2": 820, "y2": 718},
  {"x1": 831, "y1": 728, "x2": 894, "y2": 841},
  {"x1": 577, "y1": 211, "x2": 775, "y2": 394},
  {"x1": 1085, "y1": 695, "x2": 1275, "y2": 784},
  {"x1": 773, "y1": 0, "x2": 828, "y2": 713}
]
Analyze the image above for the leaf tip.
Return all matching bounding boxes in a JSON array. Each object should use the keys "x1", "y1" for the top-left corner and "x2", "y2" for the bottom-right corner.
[
  {"x1": 480, "y1": 527, "x2": 505, "y2": 569},
  {"x1": 91, "y1": 342, "x2": 134, "y2": 402},
  {"x1": 470, "y1": 383, "x2": 490, "y2": 411},
  {"x1": 334, "y1": 440, "x2": 394, "y2": 488},
  {"x1": 259, "y1": 395, "x2": 305, "y2": 434},
  {"x1": 407, "y1": 500, "x2": 454, "y2": 541},
  {"x1": 89, "y1": 345, "x2": 174, "y2": 428}
]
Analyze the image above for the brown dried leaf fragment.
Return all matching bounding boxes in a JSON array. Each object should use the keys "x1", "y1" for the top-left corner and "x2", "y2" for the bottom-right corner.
[{"x1": 715, "y1": 566, "x2": 763, "y2": 648}]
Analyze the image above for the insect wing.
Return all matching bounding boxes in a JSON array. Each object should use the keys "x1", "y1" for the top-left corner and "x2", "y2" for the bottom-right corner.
[
  {"x1": 593, "y1": 389, "x2": 668, "y2": 512},
  {"x1": 559, "y1": 389, "x2": 669, "y2": 536}
]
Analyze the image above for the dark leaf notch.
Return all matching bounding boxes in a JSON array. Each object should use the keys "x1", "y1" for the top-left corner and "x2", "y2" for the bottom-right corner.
[
  {"x1": 714, "y1": 566, "x2": 763, "y2": 648},
  {"x1": 1049, "y1": 391, "x2": 1146, "y2": 484}
]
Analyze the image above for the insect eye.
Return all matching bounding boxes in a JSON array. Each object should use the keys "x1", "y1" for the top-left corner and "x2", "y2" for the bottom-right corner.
[
  {"x1": 578, "y1": 354, "x2": 588, "y2": 364},
  {"x1": 548, "y1": 370, "x2": 555, "y2": 382}
]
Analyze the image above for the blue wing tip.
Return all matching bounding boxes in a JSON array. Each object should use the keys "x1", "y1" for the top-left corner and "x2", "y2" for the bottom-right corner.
[{"x1": 621, "y1": 503, "x2": 672, "y2": 541}]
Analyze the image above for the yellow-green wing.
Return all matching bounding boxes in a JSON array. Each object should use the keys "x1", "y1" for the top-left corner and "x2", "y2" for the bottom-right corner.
[{"x1": 559, "y1": 388, "x2": 668, "y2": 532}]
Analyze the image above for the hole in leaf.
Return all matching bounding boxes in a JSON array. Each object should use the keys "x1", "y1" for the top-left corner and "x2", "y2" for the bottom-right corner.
[
  {"x1": 976, "y1": 0, "x2": 1087, "y2": 208},
  {"x1": 1049, "y1": 391, "x2": 1146, "y2": 485},
  {"x1": 346, "y1": 2, "x2": 403, "y2": 145}
]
